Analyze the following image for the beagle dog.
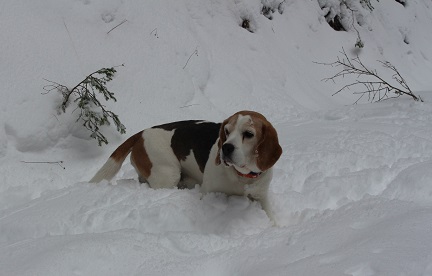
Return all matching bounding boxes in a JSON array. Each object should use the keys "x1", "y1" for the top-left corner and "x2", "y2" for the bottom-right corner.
[{"x1": 90, "y1": 110, "x2": 282, "y2": 220}]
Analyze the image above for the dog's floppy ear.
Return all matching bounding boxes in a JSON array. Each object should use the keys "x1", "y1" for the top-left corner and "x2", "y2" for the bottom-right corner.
[
  {"x1": 256, "y1": 121, "x2": 282, "y2": 171},
  {"x1": 215, "y1": 117, "x2": 230, "y2": 165}
]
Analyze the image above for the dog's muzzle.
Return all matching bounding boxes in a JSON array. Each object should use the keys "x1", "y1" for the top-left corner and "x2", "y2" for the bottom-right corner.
[
  {"x1": 222, "y1": 143, "x2": 235, "y2": 157},
  {"x1": 221, "y1": 143, "x2": 235, "y2": 166}
]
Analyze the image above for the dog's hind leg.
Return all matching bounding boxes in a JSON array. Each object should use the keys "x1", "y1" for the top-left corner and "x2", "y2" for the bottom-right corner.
[
  {"x1": 147, "y1": 165, "x2": 181, "y2": 189},
  {"x1": 139, "y1": 128, "x2": 183, "y2": 189},
  {"x1": 131, "y1": 141, "x2": 181, "y2": 188}
]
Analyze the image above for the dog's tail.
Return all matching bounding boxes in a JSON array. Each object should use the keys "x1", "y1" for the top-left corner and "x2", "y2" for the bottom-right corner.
[{"x1": 89, "y1": 131, "x2": 143, "y2": 183}]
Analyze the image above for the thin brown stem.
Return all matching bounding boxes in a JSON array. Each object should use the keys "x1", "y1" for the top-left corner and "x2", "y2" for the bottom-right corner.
[{"x1": 316, "y1": 48, "x2": 422, "y2": 103}]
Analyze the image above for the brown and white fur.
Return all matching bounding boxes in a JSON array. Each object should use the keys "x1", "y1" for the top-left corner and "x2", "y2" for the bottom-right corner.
[{"x1": 90, "y1": 110, "x2": 282, "y2": 220}]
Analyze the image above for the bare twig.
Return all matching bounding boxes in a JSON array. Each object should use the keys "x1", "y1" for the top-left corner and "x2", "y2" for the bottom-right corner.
[
  {"x1": 316, "y1": 48, "x2": 422, "y2": 103},
  {"x1": 150, "y1": 28, "x2": 159, "y2": 38},
  {"x1": 183, "y1": 47, "x2": 198, "y2": 69},
  {"x1": 180, "y1": 104, "x2": 199, "y2": 108},
  {"x1": 21, "y1": 161, "x2": 65, "y2": 169},
  {"x1": 345, "y1": 5, "x2": 363, "y2": 48},
  {"x1": 107, "y1": 19, "x2": 128, "y2": 35},
  {"x1": 63, "y1": 19, "x2": 80, "y2": 66}
]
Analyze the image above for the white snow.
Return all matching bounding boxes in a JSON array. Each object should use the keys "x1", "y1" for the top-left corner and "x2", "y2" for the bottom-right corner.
[{"x1": 1, "y1": 0, "x2": 432, "y2": 275}]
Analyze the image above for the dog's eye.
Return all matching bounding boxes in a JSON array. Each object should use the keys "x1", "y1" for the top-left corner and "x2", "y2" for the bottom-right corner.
[
  {"x1": 225, "y1": 128, "x2": 230, "y2": 136},
  {"x1": 243, "y1": 131, "x2": 254, "y2": 139}
]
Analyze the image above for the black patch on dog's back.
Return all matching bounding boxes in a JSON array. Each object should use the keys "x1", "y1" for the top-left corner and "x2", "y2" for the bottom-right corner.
[
  {"x1": 153, "y1": 120, "x2": 203, "y2": 131},
  {"x1": 153, "y1": 120, "x2": 221, "y2": 172}
]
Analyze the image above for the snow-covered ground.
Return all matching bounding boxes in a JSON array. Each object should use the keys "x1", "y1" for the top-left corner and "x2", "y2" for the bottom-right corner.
[{"x1": 1, "y1": 0, "x2": 432, "y2": 275}]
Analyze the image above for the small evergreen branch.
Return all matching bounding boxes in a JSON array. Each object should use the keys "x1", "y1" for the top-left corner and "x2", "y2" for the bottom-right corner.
[
  {"x1": 316, "y1": 48, "x2": 422, "y2": 103},
  {"x1": 43, "y1": 65, "x2": 126, "y2": 146}
]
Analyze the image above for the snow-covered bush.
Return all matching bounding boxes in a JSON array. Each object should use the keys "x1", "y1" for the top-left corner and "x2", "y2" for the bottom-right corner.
[
  {"x1": 318, "y1": 0, "x2": 376, "y2": 31},
  {"x1": 261, "y1": 0, "x2": 285, "y2": 20}
]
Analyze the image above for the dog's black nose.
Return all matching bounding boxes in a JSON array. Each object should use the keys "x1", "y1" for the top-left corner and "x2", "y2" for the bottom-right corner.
[{"x1": 222, "y1": 143, "x2": 235, "y2": 156}]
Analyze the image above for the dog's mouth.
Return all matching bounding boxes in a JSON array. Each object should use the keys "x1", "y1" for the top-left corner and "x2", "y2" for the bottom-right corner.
[
  {"x1": 222, "y1": 156, "x2": 246, "y2": 169},
  {"x1": 223, "y1": 158, "x2": 258, "y2": 176},
  {"x1": 221, "y1": 154, "x2": 234, "y2": 166},
  {"x1": 223, "y1": 158, "x2": 233, "y2": 167},
  {"x1": 224, "y1": 160, "x2": 240, "y2": 167}
]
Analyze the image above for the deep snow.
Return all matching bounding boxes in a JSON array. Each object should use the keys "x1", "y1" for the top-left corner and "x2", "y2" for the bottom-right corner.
[{"x1": 1, "y1": 0, "x2": 432, "y2": 275}]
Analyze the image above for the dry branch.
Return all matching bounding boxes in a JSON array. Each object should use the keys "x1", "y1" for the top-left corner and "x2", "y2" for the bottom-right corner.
[{"x1": 316, "y1": 48, "x2": 422, "y2": 103}]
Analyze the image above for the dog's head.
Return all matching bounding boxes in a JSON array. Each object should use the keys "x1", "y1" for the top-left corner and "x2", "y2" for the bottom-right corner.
[{"x1": 216, "y1": 111, "x2": 282, "y2": 174}]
